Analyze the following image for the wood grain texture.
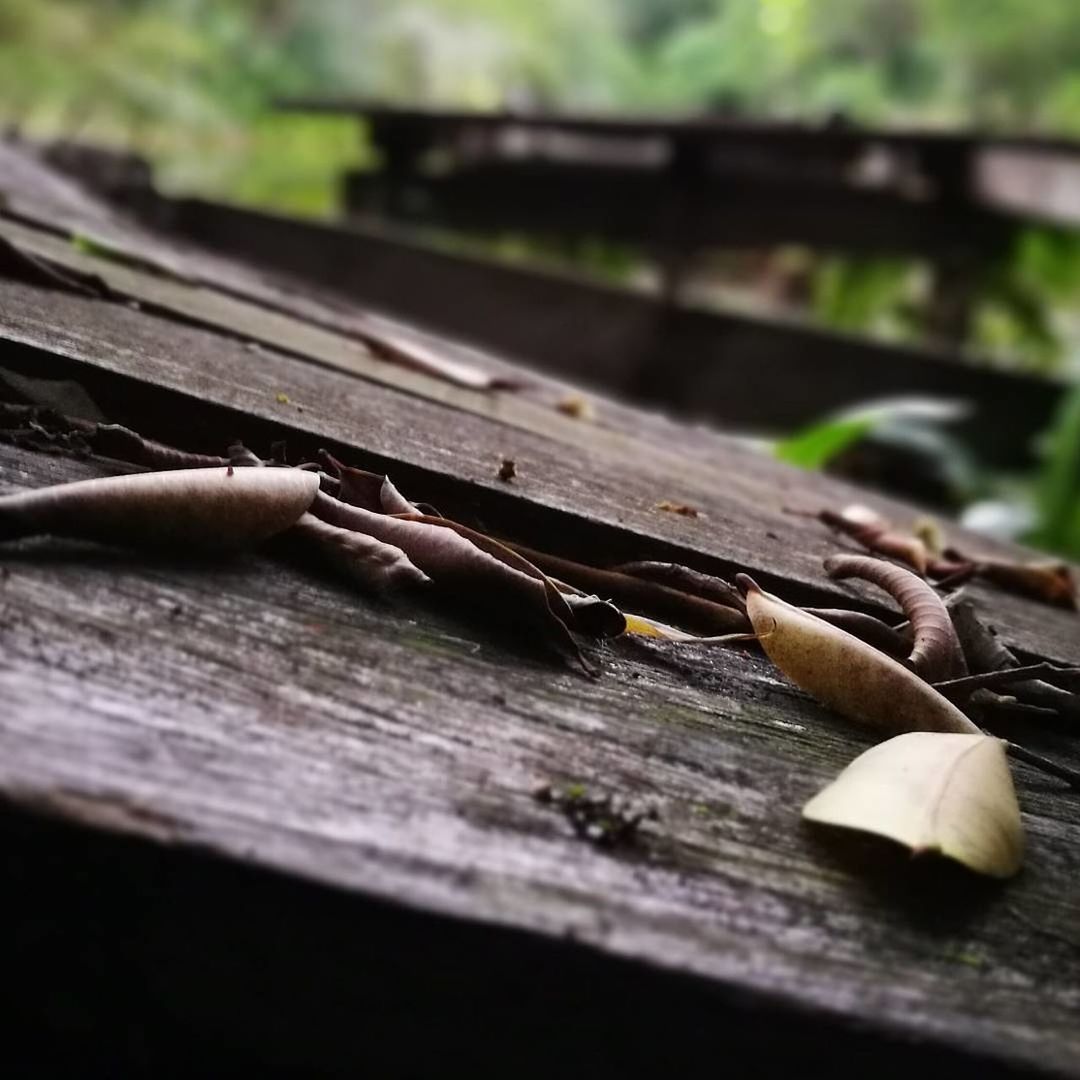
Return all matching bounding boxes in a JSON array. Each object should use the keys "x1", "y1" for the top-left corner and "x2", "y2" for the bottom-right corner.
[
  {"x1": 0, "y1": 271, "x2": 1075, "y2": 669},
  {"x1": 2, "y1": 143, "x2": 1080, "y2": 1073},
  {"x1": 1, "y1": 444, "x2": 1079, "y2": 1076}
]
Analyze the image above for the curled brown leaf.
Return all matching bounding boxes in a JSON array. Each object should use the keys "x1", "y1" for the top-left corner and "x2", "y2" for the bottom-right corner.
[
  {"x1": 310, "y1": 492, "x2": 615, "y2": 669},
  {"x1": 824, "y1": 554, "x2": 967, "y2": 682},
  {"x1": 0, "y1": 467, "x2": 320, "y2": 550},
  {"x1": 817, "y1": 506, "x2": 929, "y2": 574},
  {"x1": 317, "y1": 451, "x2": 418, "y2": 514},
  {"x1": 290, "y1": 512, "x2": 430, "y2": 593},
  {"x1": 508, "y1": 545, "x2": 749, "y2": 636},
  {"x1": 944, "y1": 548, "x2": 1078, "y2": 611}
]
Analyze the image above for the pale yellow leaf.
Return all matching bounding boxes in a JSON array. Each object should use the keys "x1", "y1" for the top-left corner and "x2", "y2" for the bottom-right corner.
[
  {"x1": 803, "y1": 732, "x2": 1024, "y2": 878},
  {"x1": 623, "y1": 613, "x2": 700, "y2": 640},
  {"x1": 623, "y1": 612, "x2": 760, "y2": 644}
]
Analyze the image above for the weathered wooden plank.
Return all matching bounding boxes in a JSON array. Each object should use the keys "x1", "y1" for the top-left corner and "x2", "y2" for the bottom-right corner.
[
  {"x1": 2, "y1": 139, "x2": 1061, "y2": 467},
  {"x1": 276, "y1": 100, "x2": 1080, "y2": 157},
  {"x1": 0, "y1": 272, "x2": 1076, "y2": 668},
  {"x1": 158, "y1": 196, "x2": 1064, "y2": 467},
  {"x1": 2, "y1": 443, "x2": 1079, "y2": 1076},
  {"x1": 344, "y1": 161, "x2": 1015, "y2": 256},
  {"x1": 10, "y1": 805, "x2": 1042, "y2": 1078}
]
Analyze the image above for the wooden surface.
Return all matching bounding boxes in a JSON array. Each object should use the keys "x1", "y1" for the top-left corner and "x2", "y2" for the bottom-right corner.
[
  {"x1": 3, "y1": 444, "x2": 1080, "y2": 1077},
  {"x1": 2, "y1": 141, "x2": 1080, "y2": 1075},
  {"x1": 281, "y1": 100, "x2": 1080, "y2": 227},
  {"x1": 164, "y1": 196, "x2": 1063, "y2": 467},
  {"x1": 10, "y1": 137, "x2": 1059, "y2": 467},
  {"x1": 342, "y1": 160, "x2": 1018, "y2": 257}
]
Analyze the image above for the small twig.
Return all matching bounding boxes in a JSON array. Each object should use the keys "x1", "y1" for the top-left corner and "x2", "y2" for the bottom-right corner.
[
  {"x1": 505, "y1": 543, "x2": 750, "y2": 637},
  {"x1": 999, "y1": 738, "x2": 1080, "y2": 791},
  {"x1": 937, "y1": 664, "x2": 1080, "y2": 697}
]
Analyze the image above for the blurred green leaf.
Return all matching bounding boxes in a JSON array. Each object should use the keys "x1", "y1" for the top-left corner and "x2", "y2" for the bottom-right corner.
[
  {"x1": 1030, "y1": 383, "x2": 1080, "y2": 557},
  {"x1": 775, "y1": 395, "x2": 970, "y2": 472},
  {"x1": 775, "y1": 417, "x2": 875, "y2": 469}
]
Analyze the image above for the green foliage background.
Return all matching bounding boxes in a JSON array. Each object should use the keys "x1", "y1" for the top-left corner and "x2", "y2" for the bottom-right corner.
[
  {"x1": 8, "y1": 0, "x2": 1080, "y2": 216},
  {"x1": 3, "y1": 0, "x2": 1080, "y2": 553}
]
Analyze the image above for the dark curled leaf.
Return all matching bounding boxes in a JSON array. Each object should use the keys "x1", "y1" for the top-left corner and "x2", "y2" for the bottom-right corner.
[
  {"x1": 88, "y1": 424, "x2": 230, "y2": 470},
  {"x1": 560, "y1": 591, "x2": 629, "y2": 638},
  {"x1": 309, "y1": 492, "x2": 605, "y2": 669},
  {"x1": 816, "y1": 506, "x2": 929, "y2": 574},
  {"x1": 228, "y1": 442, "x2": 264, "y2": 468},
  {"x1": 612, "y1": 560, "x2": 745, "y2": 612},
  {"x1": 936, "y1": 663, "x2": 1080, "y2": 696},
  {"x1": 947, "y1": 598, "x2": 1080, "y2": 719},
  {"x1": 318, "y1": 451, "x2": 418, "y2": 513},
  {"x1": 511, "y1": 546, "x2": 749, "y2": 635},
  {"x1": 946, "y1": 548, "x2": 1078, "y2": 611},
  {"x1": 802, "y1": 608, "x2": 912, "y2": 659},
  {"x1": 289, "y1": 512, "x2": 430, "y2": 593},
  {"x1": 402, "y1": 514, "x2": 625, "y2": 639},
  {"x1": 947, "y1": 597, "x2": 1019, "y2": 674},
  {"x1": 824, "y1": 554, "x2": 967, "y2": 682}
]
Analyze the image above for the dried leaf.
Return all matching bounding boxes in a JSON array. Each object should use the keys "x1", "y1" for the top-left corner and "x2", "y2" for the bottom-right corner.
[
  {"x1": 739, "y1": 575, "x2": 979, "y2": 735},
  {"x1": 362, "y1": 329, "x2": 519, "y2": 391},
  {"x1": 623, "y1": 613, "x2": 699, "y2": 640},
  {"x1": 556, "y1": 395, "x2": 595, "y2": 421},
  {"x1": 289, "y1": 512, "x2": 429, "y2": 593},
  {"x1": 622, "y1": 612, "x2": 757, "y2": 643},
  {"x1": 824, "y1": 554, "x2": 967, "y2": 681},
  {"x1": 310, "y1": 492, "x2": 611, "y2": 668},
  {"x1": 613, "y1": 561, "x2": 745, "y2": 612},
  {"x1": 803, "y1": 732, "x2": 1024, "y2": 878},
  {"x1": 510, "y1": 546, "x2": 749, "y2": 636},
  {"x1": 655, "y1": 500, "x2": 700, "y2": 518},
  {"x1": 318, "y1": 452, "x2": 418, "y2": 514},
  {"x1": 818, "y1": 506, "x2": 929, "y2": 574},
  {"x1": 912, "y1": 516, "x2": 945, "y2": 557},
  {"x1": 0, "y1": 467, "x2": 319, "y2": 550},
  {"x1": 974, "y1": 556, "x2": 1076, "y2": 611}
]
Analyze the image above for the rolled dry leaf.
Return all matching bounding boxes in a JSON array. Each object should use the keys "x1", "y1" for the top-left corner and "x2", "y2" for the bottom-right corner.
[
  {"x1": 802, "y1": 608, "x2": 912, "y2": 660},
  {"x1": 289, "y1": 512, "x2": 430, "y2": 593},
  {"x1": 310, "y1": 491, "x2": 602, "y2": 666},
  {"x1": 318, "y1": 452, "x2": 419, "y2": 514},
  {"x1": 804, "y1": 731, "x2": 1024, "y2": 878},
  {"x1": 824, "y1": 554, "x2": 967, "y2": 682},
  {"x1": 612, "y1": 560, "x2": 745, "y2": 613},
  {"x1": 818, "y1": 506, "x2": 929, "y2": 574},
  {"x1": 0, "y1": 467, "x2": 320, "y2": 550},
  {"x1": 510, "y1": 546, "x2": 749, "y2": 636},
  {"x1": 739, "y1": 575, "x2": 979, "y2": 735},
  {"x1": 946, "y1": 599, "x2": 1080, "y2": 719},
  {"x1": 976, "y1": 557, "x2": 1076, "y2": 611}
]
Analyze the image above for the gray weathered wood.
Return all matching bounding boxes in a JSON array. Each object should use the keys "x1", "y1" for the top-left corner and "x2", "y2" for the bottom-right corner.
[
  {"x1": 1, "y1": 444, "x2": 1079, "y2": 1076},
  {"x1": 0, "y1": 271, "x2": 1075, "y2": 668}
]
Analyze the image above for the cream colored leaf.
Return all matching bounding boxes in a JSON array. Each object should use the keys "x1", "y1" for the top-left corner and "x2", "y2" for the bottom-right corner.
[
  {"x1": 803, "y1": 732, "x2": 1024, "y2": 878},
  {"x1": 740, "y1": 576, "x2": 978, "y2": 735}
]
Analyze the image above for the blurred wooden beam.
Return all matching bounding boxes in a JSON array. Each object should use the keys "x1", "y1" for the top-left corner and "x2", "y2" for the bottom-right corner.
[{"x1": 157, "y1": 196, "x2": 1062, "y2": 467}]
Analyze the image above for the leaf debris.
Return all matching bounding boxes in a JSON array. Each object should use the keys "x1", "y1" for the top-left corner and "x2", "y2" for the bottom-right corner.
[{"x1": 533, "y1": 782, "x2": 659, "y2": 849}]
